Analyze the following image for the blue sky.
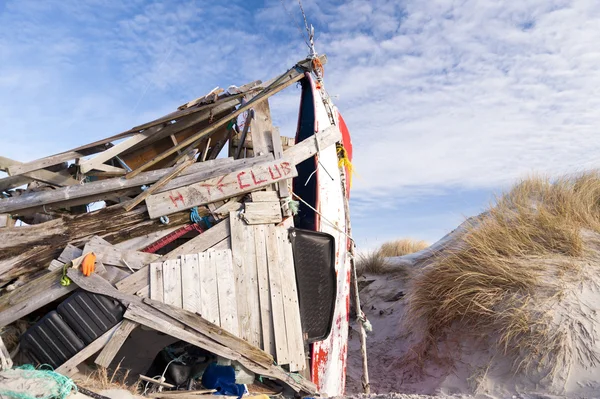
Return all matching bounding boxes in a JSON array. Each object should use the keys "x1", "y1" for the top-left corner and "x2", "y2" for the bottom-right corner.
[{"x1": 2, "y1": 0, "x2": 600, "y2": 250}]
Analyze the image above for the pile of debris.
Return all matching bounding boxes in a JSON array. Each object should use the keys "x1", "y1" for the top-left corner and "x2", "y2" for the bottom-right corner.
[{"x1": 0, "y1": 55, "x2": 353, "y2": 398}]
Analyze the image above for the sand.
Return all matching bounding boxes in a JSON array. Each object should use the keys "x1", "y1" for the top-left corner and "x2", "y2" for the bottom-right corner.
[{"x1": 345, "y1": 240, "x2": 600, "y2": 399}]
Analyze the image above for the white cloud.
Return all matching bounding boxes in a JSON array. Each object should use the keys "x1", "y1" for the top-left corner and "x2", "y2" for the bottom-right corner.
[{"x1": 1, "y1": 0, "x2": 600, "y2": 217}]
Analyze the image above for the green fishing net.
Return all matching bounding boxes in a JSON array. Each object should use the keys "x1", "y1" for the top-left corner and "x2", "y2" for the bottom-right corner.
[{"x1": 0, "y1": 365, "x2": 77, "y2": 399}]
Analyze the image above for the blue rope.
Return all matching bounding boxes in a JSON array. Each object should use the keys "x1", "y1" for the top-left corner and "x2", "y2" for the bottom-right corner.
[{"x1": 190, "y1": 207, "x2": 212, "y2": 228}]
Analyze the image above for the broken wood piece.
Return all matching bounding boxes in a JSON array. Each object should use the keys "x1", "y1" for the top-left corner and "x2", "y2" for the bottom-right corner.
[
  {"x1": 83, "y1": 236, "x2": 161, "y2": 270},
  {"x1": 95, "y1": 319, "x2": 139, "y2": 368},
  {"x1": 145, "y1": 159, "x2": 298, "y2": 219},
  {"x1": 243, "y1": 202, "x2": 282, "y2": 225},
  {"x1": 123, "y1": 151, "x2": 197, "y2": 212},
  {"x1": 212, "y1": 200, "x2": 242, "y2": 217},
  {"x1": 48, "y1": 259, "x2": 65, "y2": 271},
  {"x1": 138, "y1": 375, "x2": 175, "y2": 389},
  {"x1": 56, "y1": 322, "x2": 122, "y2": 377},
  {"x1": 234, "y1": 109, "x2": 254, "y2": 159},
  {"x1": 147, "y1": 390, "x2": 217, "y2": 398},
  {"x1": 0, "y1": 214, "x2": 12, "y2": 228},
  {"x1": 0, "y1": 336, "x2": 13, "y2": 371},
  {"x1": 250, "y1": 191, "x2": 279, "y2": 202},
  {"x1": 58, "y1": 244, "x2": 84, "y2": 263}
]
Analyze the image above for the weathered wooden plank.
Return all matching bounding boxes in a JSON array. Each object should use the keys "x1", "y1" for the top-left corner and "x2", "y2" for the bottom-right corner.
[
  {"x1": 79, "y1": 132, "x2": 154, "y2": 174},
  {"x1": 113, "y1": 227, "x2": 180, "y2": 251},
  {"x1": 0, "y1": 336, "x2": 12, "y2": 371},
  {"x1": 253, "y1": 225, "x2": 274, "y2": 355},
  {"x1": 123, "y1": 153, "x2": 196, "y2": 212},
  {"x1": 0, "y1": 269, "x2": 75, "y2": 327},
  {"x1": 48, "y1": 259, "x2": 65, "y2": 271},
  {"x1": 243, "y1": 202, "x2": 282, "y2": 225},
  {"x1": 200, "y1": 252, "x2": 219, "y2": 325},
  {"x1": 211, "y1": 237, "x2": 231, "y2": 251},
  {"x1": 265, "y1": 225, "x2": 289, "y2": 364},
  {"x1": 146, "y1": 159, "x2": 297, "y2": 219},
  {"x1": 6, "y1": 152, "x2": 85, "y2": 177},
  {"x1": 83, "y1": 236, "x2": 161, "y2": 270},
  {"x1": 125, "y1": 302, "x2": 316, "y2": 394},
  {"x1": 249, "y1": 100, "x2": 273, "y2": 157},
  {"x1": 271, "y1": 129, "x2": 291, "y2": 198},
  {"x1": 283, "y1": 125, "x2": 341, "y2": 165},
  {"x1": 125, "y1": 64, "x2": 309, "y2": 178},
  {"x1": 240, "y1": 217, "x2": 261, "y2": 347},
  {"x1": 276, "y1": 225, "x2": 305, "y2": 372},
  {"x1": 181, "y1": 254, "x2": 200, "y2": 313},
  {"x1": 115, "y1": 219, "x2": 231, "y2": 295},
  {"x1": 0, "y1": 156, "x2": 79, "y2": 189},
  {"x1": 250, "y1": 191, "x2": 280, "y2": 202},
  {"x1": 162, "y1": 259, "x2": 182, "y2": 308},
  {"x1": 56, "y1": 322, "x2": 122, "y2": 377},
  {"x1": 95, "y1": 319, "x2": 139, "y2": 368},
  {"x1": 0, "y1": 157, "x2": 235, "y2": 214},
  {"x1": 149, "y1": 262, "x2": 164, "y2": 303},
  {"x1": 58, "y1": 244, "x2": 83, "y2": 263},
  {"x1": 144, "y1": 298, "x2": 273, "y2": 366},
  {"x1": 229, "y1": 213, "x2": 249, "y2": 340},
  {"x1": 214, "y1": 249, "x2": 239, "y2": 336}
]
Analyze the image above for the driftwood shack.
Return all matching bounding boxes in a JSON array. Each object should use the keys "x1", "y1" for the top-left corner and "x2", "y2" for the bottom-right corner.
[{"x1": 0, "y1": 55, "x2": 357, "y2": 397}]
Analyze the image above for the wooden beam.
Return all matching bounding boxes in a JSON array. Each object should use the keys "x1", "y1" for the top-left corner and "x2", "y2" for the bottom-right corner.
[
  {"x1": 79, "y1": 132, "x2": 154, "y2": 174},
  {"x1": 145, "y1": 159, "x2": 298, "y2": 219},
  {"x1": 123, "y1": 153, "x2": 195, "y2": 212},
  {"x1": 56, "y1": 322, "x2": 122, "y2": 377},
  {"x1": 95, "y1": 319, "x2": 139, "y2": 368},
  {"x1": 243, "y1": 202, "x2": 282, "y2": 225},
  {"x1": 6, "y1": 152, "x2": 86, "y2": 177},
  {"x1": 125, "y1": 62, "x2": 311, "y2": 179},
  {"x1": 0, "y1": 156, "x2": 79, "y2": 188},
  {"x1": 0, "y1": 156, "x2": 273, "y2": 215}
]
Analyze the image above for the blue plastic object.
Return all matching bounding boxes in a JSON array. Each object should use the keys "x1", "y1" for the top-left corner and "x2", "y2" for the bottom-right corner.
[{"x1": 201, "y1": 363, "x2": 246, "y2": 398}]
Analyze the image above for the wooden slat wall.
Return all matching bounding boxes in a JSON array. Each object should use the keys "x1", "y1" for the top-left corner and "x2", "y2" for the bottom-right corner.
[{"x1": 148, "y1": 221, "x2": 305, "y2": 370}]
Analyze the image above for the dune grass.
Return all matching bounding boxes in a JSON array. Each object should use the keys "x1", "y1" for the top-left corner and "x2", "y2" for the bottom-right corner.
[
  {"x1": 74, "y1": 364, "x2": 139, "y2": 394},
  {"x1": 357, "y1": 239, "x2": 429, "y2": 275},
  {"x1": 404, "y1": 172, "x2": 600, "y2": 377},
  {"x1": 378, "y1": 239, "x2": 429, "y2": 257}
]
